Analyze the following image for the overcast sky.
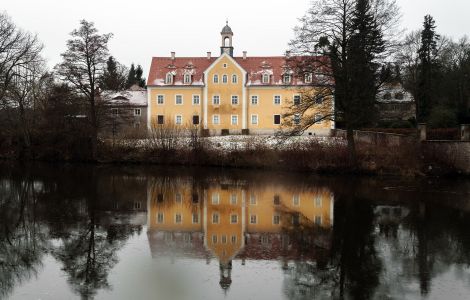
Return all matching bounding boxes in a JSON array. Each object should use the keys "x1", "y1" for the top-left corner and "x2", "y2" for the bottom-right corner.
[{"x1": 2, "y1": 0, "x2": 469, "y2": 76}]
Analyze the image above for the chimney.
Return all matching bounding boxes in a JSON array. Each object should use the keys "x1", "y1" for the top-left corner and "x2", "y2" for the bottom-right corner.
[
  {"x1": 171, "y1": 52, "x2": 175, "y2": 60},
  {"x1": 207, "y1": 52, "x2": 212, "y2": 59},
  {"x1": 243, "y1": 51, "x2": 247, "y2": 60}
]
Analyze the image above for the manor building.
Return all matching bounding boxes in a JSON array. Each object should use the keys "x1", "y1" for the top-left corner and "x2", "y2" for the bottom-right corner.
[{"x1": 146, "y1": 22, "x2": 334, "y2": 135}]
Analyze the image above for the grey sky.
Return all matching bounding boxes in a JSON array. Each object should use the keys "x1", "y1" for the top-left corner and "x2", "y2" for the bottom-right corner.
[{"x1": 2, "y1": 0, "x2": 469, "y2": 77}]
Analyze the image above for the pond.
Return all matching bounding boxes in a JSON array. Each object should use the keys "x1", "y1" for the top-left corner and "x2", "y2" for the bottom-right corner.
[{"x1": 1, "y1": 163, "x2": 470, "y2": 300}]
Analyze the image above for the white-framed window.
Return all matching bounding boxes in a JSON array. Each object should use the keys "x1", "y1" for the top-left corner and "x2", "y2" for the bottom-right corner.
[
  {"x1": 294, "y1": 114, "x2": 301, "y2": 125},
  {"x1": 134, "y1": 201, "x2": 141, "y2": 209},
  {"x1": 230, "y1": 194, "x2": 237, "y2": 205},
  {"x1": 273, "y1": 214, "x2": 281, "y2": 225},
  {"x1": 273, "y1": 114, "x2": 281, "y2": 125},
  {"x1": 293, "y1": 194, "x2": 300, "y2": 206},
  {"x1": 304, "y1": 72, "x2": 313, "y2": 83},
  {"x1": 175, "y1": 115, "x2": 183, "y2": 125},
  {"x1": 261, "y1": 235, "x2": 269, "y2": 245},
  {"x1": 231, "y1": 235, "x2": 237, "y2": 244},
  {"x1": 212, "y1": 193, "x2": 220, "y2": 204},
  {"x1": 134, "y1": 108, "x2": 141, "y2": 116},
  {"x1": 314, "y1": 113, "x2": 322, "y2": 123},
  {"x1": 221, "y1": 235, "x2": 227, "y2": 244},
  {"x1": 175, "y1": 193, "x2": 182, "y2": 203},
  {"x1": 212, "y1": 212, "x2": 219, "y2": 224},
  {"x1": 157, "y1": 212, "x2": 164, "y2": 223},
  {"x1": 231, "y1": 115, "x2": 238, "y2": 125},
  {"x1": 222, "y1": 74, "x2": 228, "y2": 83},
  {"x1": 231, "y1": 95, "x2": 239, "y2": 105},
  {"x1": 192, "y1": 213, "x2": 199, "y2": 224},
  {"x1": 192, "y1": 94, "x2": 200, "y2": 105},
  {"x1": 250, "y1": 214, "x2": 257, "y2": 224},
  {"x1": 213, "y1": 95, "x2": 220, "y2": 105},
  {"x1": 293, "y1": 95, "x2": 301, "y2": 105},
  {"x1": 251, "y1": 95, "x2": 258, "y2": 105},
  {"x1": 232, "y1": 74, "x2": 238, "y2": 83},
  {"x1": 166, "y1": 73, "x2": 173, "y2": 84},
  {"x1": 175, "y1": 95, "x2": 183, "y2": 105},
  {"x1": 213, "y1": 114, "x2": 220, "y2": 125},
  {"x1": 184, "y1": 74, "x2": 191, "y2": 84},
  {"x1": 273, "y1": 195, "x2": 281, "y2": 205},
  {"x1": 223, "y1": 63, "x2": 228, "y2": 68},
  {"x1": 262, "y1": 73, "x2": 270, "y2": 84},
  {"x1": 230, "y1": 214, "x2": 238, "y2": 224},
  {"x1": 250, "y1": 194, "x2": 257, "y2": 205},
  {"x1": 111, "y1": 108, "x2": 119, "y2": 116},
  {"x1": 175, "y1": 213, "x2": 182, "y2": 224},
  {"x1": 315, "y1": 196, "x2": 322, "y2": 207},
  {"x1": 283, "y1": 74, "x2": 292, "y2": 84},
  {"x1": 274, "y1": 95, "x2": 281, "y2": 105},
  {"x1": 212, "y1": 235, "x2": 218, "y2": 244},
  {"x1": 213, "y1": 74, "x2": 219, "y2": 83},
  {"x1": 315, "y1": 215, "x2": 322, "y2": 226},
  {"x1": 157, "y1": 95, "x2": 164, "y2": 105},
  {"x1": 251, "y1": 114, "x2": 258, "y2": 125}
]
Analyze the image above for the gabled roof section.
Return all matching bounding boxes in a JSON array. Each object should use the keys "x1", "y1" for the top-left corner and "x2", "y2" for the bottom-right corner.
[
  {"x1": 147, "y1": 57, "x2": 216, "y2": 86},
  {"x1": 203, "y1": 52, "x2": 247, "y2": 77}
]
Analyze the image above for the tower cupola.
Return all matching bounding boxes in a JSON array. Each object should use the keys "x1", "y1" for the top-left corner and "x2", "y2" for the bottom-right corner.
[{"x1": 221, "y1": 21, "x2": 234, "y2": 56}]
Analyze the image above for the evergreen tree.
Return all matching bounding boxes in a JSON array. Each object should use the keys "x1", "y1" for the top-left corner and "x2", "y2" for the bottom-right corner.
[
  {"x1": 417, "y1": 15, "x2": 440, "y2": 122},
  {"x1": 101, "y1": 56, "x2": 126, "y2": 91},
  {"x1": 126, "y1": 64, "x2": 136, "y2": 88},
  {"x1": 135, "y1": 65, "x2": 146, "y2": 88}
]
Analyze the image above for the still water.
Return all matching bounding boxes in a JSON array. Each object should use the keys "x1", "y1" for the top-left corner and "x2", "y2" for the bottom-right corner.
[{"x1": 1, "y1": 163, "x2": 470, "y2": 300}]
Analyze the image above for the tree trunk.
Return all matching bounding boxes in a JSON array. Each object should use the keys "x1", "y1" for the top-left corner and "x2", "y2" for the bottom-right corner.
[{"x1": 346, "y1": 127, "x2": 357, "y2": 167}]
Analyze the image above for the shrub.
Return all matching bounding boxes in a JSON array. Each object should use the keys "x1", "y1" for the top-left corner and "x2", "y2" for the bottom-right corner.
[{"x1": 428, "y1": 106, "x2": 458, "y2": 129}]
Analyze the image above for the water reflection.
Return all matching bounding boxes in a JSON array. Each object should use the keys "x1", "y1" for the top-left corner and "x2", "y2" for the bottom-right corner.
[{"x1": 0, "y1": 164, "x2": 470, "y2": 300}]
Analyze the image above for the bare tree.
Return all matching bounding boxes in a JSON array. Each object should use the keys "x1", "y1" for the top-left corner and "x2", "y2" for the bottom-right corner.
[{"x1": 55, "y1": 20, "x2": 113, "y2": 159}]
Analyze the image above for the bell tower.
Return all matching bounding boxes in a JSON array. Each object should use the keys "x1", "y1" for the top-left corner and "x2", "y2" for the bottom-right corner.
[{"x1": 220, "y1": 21, "x2": 234, "y2": 56}]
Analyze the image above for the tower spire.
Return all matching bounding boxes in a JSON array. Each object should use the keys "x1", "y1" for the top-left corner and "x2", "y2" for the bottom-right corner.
[{"x1": 220, "y1": 21, "x2": 234, "y2": 56}]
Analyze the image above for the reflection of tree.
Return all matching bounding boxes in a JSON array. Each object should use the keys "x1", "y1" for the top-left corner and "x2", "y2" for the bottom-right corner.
[{"x1": 0, "y1": 178, "x2": 48, "y2": 299}]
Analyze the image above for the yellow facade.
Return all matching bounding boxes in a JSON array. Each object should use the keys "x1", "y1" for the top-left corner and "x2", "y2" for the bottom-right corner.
[
  {"x1": 147, "y1": 179, "x2": 334, "y2": 264},
  {"x1": 146, "y1": 24, "x2": 334, "y2": 135}
]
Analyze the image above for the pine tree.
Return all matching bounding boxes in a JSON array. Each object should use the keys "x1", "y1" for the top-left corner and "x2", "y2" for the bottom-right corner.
[
  {"x1": 126, "y1": 64, "x2": 136, "y2": 88},
  {"x1": 135, "y1": 65, "x2": 146, "y2": 87},
  {"x1": 101, "y1": 56, "x2": 126, "y2": 91},
  {"x1": 417, "y1": 15, "x2": 440, "y2": 122}
]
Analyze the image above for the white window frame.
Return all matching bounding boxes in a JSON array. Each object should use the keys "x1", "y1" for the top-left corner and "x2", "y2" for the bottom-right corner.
[
  {"x1": 221, "y1": 235, "x2": 227, "y2": 244},
  {"x1": 212, "y1": 95, "x2": 220, "y2": 106},
  {"x1": 212, "y1": 114, "x2": 220, "y2": 125},
  {"x1": 293, "y1": 94, "x2": 301, "y2": 105},
  {"x1": 175, "y1": 193, "x2": 182, "y2": 203},
  {"x1": 212, "y1": 212, "x2": 219, "y2": 224},
  {"x1": 283, "y1": 74, "x2": 292, "y2": 84},
  {"x1": 222, "y1": 74, "x2": 228, "y2": 84},
  {"x1": 166, "y1": 73, "x2": 173, "y2": 84},
  {"x1": 262, "y1": 73, "x2": 270, "y2": 84},
  {"x1": 184, "y1": 73, "x2": 191, "y2": 84},
  {"x1": 232, "y1": 74, "x2": 238, "y2": 84},
  {"x1": 315, "y1": 196, "x2": 323, "y2": 207},
  {"x1": 157, "y1": 212, "x2": 164, "y2": 223},
  {"x1": 251, "y1": 114, "x2": 258, "y2": 125},
  {"x1": 294, "y1": 114, "x2": 301, "y2": 125},
  {"x1": 231, "y1": 115, "x2": 238, "y2": 125},
  {"x1": 175, "y1": 94, "x2": 183, "y2": 105},
  {"x1": 251, "y1": 95, "x2": 259, "y2": 105},
  {"x1": 230, "y1": 194, "x2": 237, "y2": 205},
  {"x1": 111, "y1": 108, "x2": 119, "y2": 116},
  {"x1": 175, "y1": 115, "x2": 183, "y2": 125},
  {"x1": 250, "y1": 194, "x2": 257, "y2": 205},
  {"x1": 192, "y1": 213, "x2": 199, "y2": 224},
  {"x1": 273, "y1": 214, "x2": 281, "y2": 225},
  {"x1": 231, "y1": 235, "x2": 237, "y2": 244},
  {"x1": 212, "y1": 235, "x2": 218, "y2": 244},
  {"x1": 175, "y1": 213, "x2": 182, "y2": 224},
  {"x1": 134, "y1": 108, "x2": 141, "y2": 116},
  {"x1": 212, "y1": 193, "x2": 220, "y2": 204},
  {"x1": 157, "y1": 94, "x2": 165, "y2": 105},
  {"x1": 304, "y1": 72, "x2": 313, "y2": 83},
  {"x1": 273, "y1": 95, "x2": 281, "y2": 105},
  {"x1": 230, "y1": 214, "x2": 238, "y2": 224},
  {"x1": 293, "y1": 194, "x2": 300, "y2": 206},
  {"x1": 223, "y1": 63, "x2": 228, "y2": 68},
  {"x1": 213, "y1": 74, "x2": 219, "y2": 83},
  {"x1": 273, "y1": 114, "x2": 281, "y2": 125},
  {"x1": 192, "y1": 94, "x2": 200, "y2": 105},
  {"x1": 231, "y1": 95, "x2": 239, "y2": 105},
  {"x1": 250, "y1": 214, "x2": 257, "y2": 224}
]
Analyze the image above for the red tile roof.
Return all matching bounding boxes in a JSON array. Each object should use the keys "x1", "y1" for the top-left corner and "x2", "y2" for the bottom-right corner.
[{"x1": 147, "y1": 55, "x2": 329, "y2": 87}]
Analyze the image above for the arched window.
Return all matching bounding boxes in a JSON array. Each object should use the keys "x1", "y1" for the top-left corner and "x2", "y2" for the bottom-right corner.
[
  {"x1": 166, "y1": 73, "x2": 173, "y2": 84},
  {"x1": 224, "y1": 37, "x2": 230, "y2": 47},
  {"x1": 232, "y1": 74, "x2": 238, "y2": 84},
  {"x1": 184, "y1": 74, "x2": 191, "y2": 84},
  {"x1": 213, "y1": 74, "x2": 219, "y2": 83},
  {"x1": 222, "y1": 74, "x2": 228, "y2": 83},
  {"x1": 262, "y1": 73, "x2": 270, "y2": 84}
]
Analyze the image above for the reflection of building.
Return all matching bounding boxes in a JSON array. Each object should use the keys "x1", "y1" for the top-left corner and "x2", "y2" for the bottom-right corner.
[
  {"x1": 374, "y1": 205, "x2": 410, "y2": 238},
  {"x1": 146, "y1": 179, "x2": 334, "y2": 291}
]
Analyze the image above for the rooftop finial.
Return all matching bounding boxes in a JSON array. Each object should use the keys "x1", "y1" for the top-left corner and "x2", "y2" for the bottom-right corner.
[{"x1": 226, "y1": 19, "x2": 228, "y2": 25}]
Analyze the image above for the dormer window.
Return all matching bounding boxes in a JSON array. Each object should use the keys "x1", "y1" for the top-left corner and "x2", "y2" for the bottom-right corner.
[
  {"x1": 304, "y1": 73, "x2": 313, "y2": 83},
  {"x1": 165, "y1": 73, "x2": 174, "y2": 84},
  {"x1": 283, "y1": 74, "x2": 292, "y2": 84},
  {"x1": 184, "y1": 74, "x2": 192, "y2": 84},
  {"x1": 262, "y1": 73, "x2": 270, "y2": 84}
]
